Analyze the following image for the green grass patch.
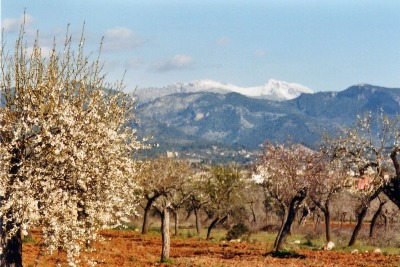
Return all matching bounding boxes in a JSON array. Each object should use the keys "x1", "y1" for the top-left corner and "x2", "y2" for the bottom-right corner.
[
  {"x1": 141, "y1": 225, "x2": 400, "y2": 256},
  {"x1": 22, "y1": 236, "x2": 37, "y2": 244},
  {"x1": 157, "y1": 257, "x2": 174, "y2": 264},
  {"x1": 148, "y1": 227, "x2": 161, "y2": 233}
]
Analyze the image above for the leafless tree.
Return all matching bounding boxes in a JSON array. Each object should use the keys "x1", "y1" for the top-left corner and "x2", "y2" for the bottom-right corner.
[{"x1": 138, "y1": 157, "x2": 192, "y2": 262}]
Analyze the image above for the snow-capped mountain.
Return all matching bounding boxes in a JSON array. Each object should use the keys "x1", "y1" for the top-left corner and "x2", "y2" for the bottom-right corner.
[
  {"x1": 250, "y1": 79, "x2": 313, "y2": 101},
  {"x1": 134, "y1": 79, "x2": 313, "y2": 103},
  {"x1": 135, "y1": 83, "x2": 400, "y2": 162}
]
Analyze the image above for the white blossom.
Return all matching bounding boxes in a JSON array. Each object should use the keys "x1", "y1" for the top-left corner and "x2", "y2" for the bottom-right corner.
[{"x1": 0, "y1": 24, "x2": 145, "y2": 265}]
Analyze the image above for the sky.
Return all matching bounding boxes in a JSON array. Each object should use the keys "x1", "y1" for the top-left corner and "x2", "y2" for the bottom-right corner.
[{"x1": 1, "y1": 0, "x2": 400, "y2": 93}]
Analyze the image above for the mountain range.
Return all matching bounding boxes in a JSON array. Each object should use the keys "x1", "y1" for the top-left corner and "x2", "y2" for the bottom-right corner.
[
  {"x1": 135, "y1": 79, "x2": 313, "y2": 102},
  {"x1": 133, "y1": 81, "x2": 400, "y2": 162}
]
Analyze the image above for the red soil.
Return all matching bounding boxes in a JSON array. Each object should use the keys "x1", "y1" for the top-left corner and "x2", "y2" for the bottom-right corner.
[{"x1": 23, "y1": 229, "x2": 400, "y2": 267}]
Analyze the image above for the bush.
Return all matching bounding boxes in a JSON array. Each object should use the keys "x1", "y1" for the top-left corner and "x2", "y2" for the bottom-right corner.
[{"x1": 226, "y1": 223, "x2": 250, "y2": 241}]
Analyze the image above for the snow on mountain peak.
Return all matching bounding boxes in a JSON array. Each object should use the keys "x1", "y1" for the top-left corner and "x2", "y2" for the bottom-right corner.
[
  {"x1": 136, "y1": 79, "x2": 313, "y2": 102},
  {"x1": 259, "y1": 79, "x2": 314, "y2": 100},
  {"x1": 190, "y1": 79, "x2": 313, "y2": 101}
]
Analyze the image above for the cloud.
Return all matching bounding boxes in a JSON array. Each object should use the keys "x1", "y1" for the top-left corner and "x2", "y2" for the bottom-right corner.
[
  {"x1": 216, "y1": 36, "x2": 231, "y2": 46},
  {"x1": 124, "y1": 58, "x2": 143, "y2": 69},
  {"x1": 254, "y1": 49, "x2": 266, "y2": 58},
  {"x1": 103, "y1": 27, "x2": 145, "y2": 52},
  {"x1": 2, "y1": 14, "x2": 34, "y2": 33},
  {"x1": 152, "y1": 54, "x2": 193, "y2": 72},
  {"x1": 26, "y1": 46, "x2": 53, "y2": 58}
]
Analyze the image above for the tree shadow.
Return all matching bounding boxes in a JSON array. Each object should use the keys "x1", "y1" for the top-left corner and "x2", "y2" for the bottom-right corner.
[{"x1": 263, "y1": 249, "x2": 306, "y2": 259}]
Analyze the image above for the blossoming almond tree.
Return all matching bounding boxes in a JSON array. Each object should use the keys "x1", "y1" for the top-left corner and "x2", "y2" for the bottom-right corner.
[
  {"x1": 323, "y1": 111, "x2": 400, "y2": 246},
  {"x1": 0, "y1": 25, "x2": 143, "y2": 266},
  {"x1": 256, "y1": 142, "x2": 324, "y2": 251}
]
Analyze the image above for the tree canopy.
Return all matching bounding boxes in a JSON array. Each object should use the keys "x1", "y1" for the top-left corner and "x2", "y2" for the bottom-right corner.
[{"x1": 0, "y1": 24, "x2": 143, "y2": 266}]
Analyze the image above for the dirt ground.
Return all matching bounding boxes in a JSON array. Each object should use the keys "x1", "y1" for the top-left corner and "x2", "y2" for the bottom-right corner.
[{"x1": 23, "y1": 229, "x2": 400, "y2": 267}]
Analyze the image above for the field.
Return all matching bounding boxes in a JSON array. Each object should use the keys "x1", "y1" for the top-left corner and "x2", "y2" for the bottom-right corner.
[{"x1": 22, "y1": 226, "x2": 400, "y2": 267}]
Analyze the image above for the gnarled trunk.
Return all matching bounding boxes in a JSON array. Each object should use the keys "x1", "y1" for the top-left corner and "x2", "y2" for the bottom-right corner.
[
  {"x1": 384, "y1": 151, "x2": 400, "y2": 208},
  {"x1": 369, "y1": 199, "x2": 386, "y2": 239},
  {"x1": 348, "y1": 190, "x2": 380, "y2": 246},
  {"x1": 206, "y1": 214, "x2": 228, "y2": 240},
  {"x1": 383, "y1": 178, "x2": 400, "y2": 208},
  {"x1": 298, "y1": 206, "x2": 309, "y2": 227},
  {"x1": 348, "y1": 205, "x2": 367, "y2": 246},
  {"x1": 275, "y1": 188, "x2": 307, "y2": 251},
  {"x1": 1, "y1": 222, "x2": 22, "y2": 267},
  {"x1": 142, "y1": 194, "x2": 160, "y2": 234},
  {"x1": 274, "y1": 208, "x2": 287, "y2": 249}
]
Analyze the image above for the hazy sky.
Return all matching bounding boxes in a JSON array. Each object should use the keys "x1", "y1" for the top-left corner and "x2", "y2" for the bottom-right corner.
[{"x1": 2, "y1": 0, "x2": 400, "y2": 92}]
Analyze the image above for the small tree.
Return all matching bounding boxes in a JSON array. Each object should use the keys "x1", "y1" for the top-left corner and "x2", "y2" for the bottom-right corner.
[
  {"x1": 308, "y1": 152, "x2": 348, "y2": 242},
  {"x1": 202, "y1": 164, "x2": 247, "y2": 240},
  {"x1": 139, "y1": 161, "x2": 163, "y2": 235},
  {"x1": 185, "y1": 168, "x2": 210, "y2": 237},
  {"x1": 139, "y1": 157, "x2": 192, "y2": 262},
  {"x1": 256, "y1": 142, "x2": 323, "y2": 251},
  {"x1": 243, "y1": 178, "x2": 264, "y2": 226},
  {"x1": 0, "y1": 24, "x2": 143, "y2": 266}
]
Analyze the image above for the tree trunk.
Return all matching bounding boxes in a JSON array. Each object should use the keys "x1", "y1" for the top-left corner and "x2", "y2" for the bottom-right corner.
[
  {"x1": 382, "y1": 178, "x2": 400, "y2": 208},
  {"x1": 1, "y1": 151, "x2": 23, "y2": 267},
  {"x1": 1, "y1": 225, "x2": 23, "y2": 267},
  {"x1": 349, "y1": 190, "x2": 381, "y2": 246},
  {"x1": 321, "y1": 200, "x2": 332, "y2": 243},
  {"x1": 193, "y1": 207, "x2": 201, "y2": 237},
  {"x1": 206, "y1": 214, "x2": 228, "y2": 240},
  {"x1": 206, "y1": 218, "x2": 219, "y2": 240},
  {"x1": 348, "y1": 205, "x2": 368, "y2": 246},
  {"x1": 369, "y1": 200, "x2": 386, "y2": 239},
  {"x1": 382, "y1": 212, "x2": 389, "y2": 231},
  {"x1": 160, "y1": 204, "x2": 170, "y2": 262},
  {"x1": 384, "y1": 151, "x2": 400, "y2": 208},
  {"x1": 324, "y1": 209, "x2": 331, "y2": 243},
  {"x1": 250, "y1": 202, "x2": 257, "y2": 224},
  {"x1": 274, "y1": 208, "x2": 287, "y2": 249},
  {"x1": 173, "y1": 210, "x2": 179, "y2": 236},
  {"x1": 315, "y1": 212, "x2": 321, "y2": 229},
  {"x1": 275, "y1": 189, "x2": 307, "y2": 251},
  {"x1": 340, "y1": 212, "x2": 346, "y2": 228},
  {"x1": 298, "y1": 206, "x2": 309, "y2": 227},
  {"x1": 142, "y1": 195, "x2": 159, "y2": 234}
]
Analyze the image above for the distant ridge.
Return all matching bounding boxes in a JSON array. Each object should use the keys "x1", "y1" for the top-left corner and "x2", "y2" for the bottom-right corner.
[{"x1": 135, "y1": 83, "x2": 400, "y2": 162}]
